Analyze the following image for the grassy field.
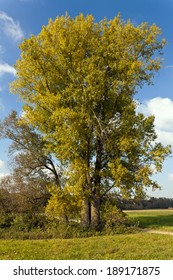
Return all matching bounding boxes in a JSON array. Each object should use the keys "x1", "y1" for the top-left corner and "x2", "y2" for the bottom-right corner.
[
  {"x1": 126, "y1": 209, "x2": 173, "y2": 231},
  {"x1": 0, "y1": 232, "x2": 173, "y2": 260},
  {"x1": 1, "y1": 209, "x2": 173, "y2": 260}
]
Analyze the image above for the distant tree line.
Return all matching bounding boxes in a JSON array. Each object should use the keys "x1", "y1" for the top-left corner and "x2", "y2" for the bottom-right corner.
[
  {"x1": 117, "y1": 197, "x2": 173, "y2": 210},
  {"x1": 1, "y1": 180, "x2": 173, "y2": 216}
]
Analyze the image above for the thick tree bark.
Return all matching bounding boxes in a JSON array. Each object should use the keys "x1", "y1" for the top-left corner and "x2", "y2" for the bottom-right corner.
[
  {"x1": 81, "y1": 199, "x2": 91, "y2": 227},
  {"x1": 80, "y1": 136, "x2": 103, "y2": 228},
  {"x1": 90, "y1": 137, "x2": 102, "y2": 229},
  {"x1": 91, "y1": 197, "x2": 101, "y2": 229}
]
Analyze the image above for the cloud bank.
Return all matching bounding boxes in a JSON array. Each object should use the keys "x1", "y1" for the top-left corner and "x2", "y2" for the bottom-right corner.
[
  {"x1": 0, "y1": 63, "x2": 16, "y2": 76},
  {"x1": 0, "y1": 11, "x2": 24, "y2": 42},
  {"x1": 138, "y1": 97, "x2": 173, "y2": 146}
]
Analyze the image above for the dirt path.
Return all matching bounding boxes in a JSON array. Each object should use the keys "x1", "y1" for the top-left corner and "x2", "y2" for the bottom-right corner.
[{"x1": 143, "y1": 229, "x2": 173, "y2": 236}]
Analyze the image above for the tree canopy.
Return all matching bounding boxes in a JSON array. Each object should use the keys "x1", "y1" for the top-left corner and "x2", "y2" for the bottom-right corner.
[{"x1": 10, "y1": 14, "x2": 170, "y2": 228}]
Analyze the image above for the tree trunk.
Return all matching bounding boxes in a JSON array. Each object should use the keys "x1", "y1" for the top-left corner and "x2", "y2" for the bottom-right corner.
[
  {"x1": 81, "y1": 199, "x2": 91, "y2": 227},
  {"x1": 91, "y1": 197, "x2": 100, "y2": 229},
  {"x1": 90, "y1": 137, "x2": 102, "y2": 229}
]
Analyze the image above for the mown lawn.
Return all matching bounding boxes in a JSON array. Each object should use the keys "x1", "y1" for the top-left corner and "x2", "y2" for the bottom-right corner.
[
  {"x1": 0, "y1": 232, "x2": 173, "y2": 260},
  {"x1": 126, "y1": 209, "x2": 173, "y2": 231}
]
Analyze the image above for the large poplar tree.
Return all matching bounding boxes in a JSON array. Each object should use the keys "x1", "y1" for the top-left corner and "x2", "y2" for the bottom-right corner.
[{"x1": 11, "y1": 14, "x2": 170, "y2": 228}]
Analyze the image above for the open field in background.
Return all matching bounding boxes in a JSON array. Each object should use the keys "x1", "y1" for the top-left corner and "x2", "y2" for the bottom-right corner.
[
  {"x1": 125, "y1": 209, "x2": 173, "y2": 232},
  {"x1": 1, "y1": 209, "x2": 173, "y2": 260}
]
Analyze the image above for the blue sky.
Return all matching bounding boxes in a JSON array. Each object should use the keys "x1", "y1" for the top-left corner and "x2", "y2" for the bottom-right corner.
[{"x1": 1, "y1": 0, "x2": 173, "y2": 198}]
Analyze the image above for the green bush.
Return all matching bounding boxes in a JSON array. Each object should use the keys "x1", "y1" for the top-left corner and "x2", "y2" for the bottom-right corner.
[
  {"x1": 100, "y1": 203, "x2": 138, "y2": 234},
  {"x1": 0, "y1": 214, "x2": 14, "y2": 228},
  {"x1": 0, "y1": 207, "x2": 139, "y2": 240},
  {"x1": 12, "y1": 213, "x2": 48, "y2": 231}
]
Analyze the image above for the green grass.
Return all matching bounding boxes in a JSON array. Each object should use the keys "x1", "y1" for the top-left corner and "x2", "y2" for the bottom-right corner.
[
  {"x1": 126, "y1": 209, "x2": 173, "y2": 231},
  {"x1": 1, "y1": 209, "x2": 173, "y2": 260},
  {"x1": 0, "y1": 233, "x2": 173, "y2": 260}
]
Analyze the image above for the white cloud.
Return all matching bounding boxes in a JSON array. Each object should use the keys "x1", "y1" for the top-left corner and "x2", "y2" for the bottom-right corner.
[
  {"x1": 0, "y1": 63, "x2": 16, "y2": 76},
  {"x1": 138, "y1": 97, "x2": 173, "y2": 146},
  {"x1": 0, "y1": 161, "x2": 9, "y2": 179},
  {"x1": 0, "y1": 11, "x2": 24, "y2": 42},
  {"x1": 155, "y1": 129, "x2": 173, "y2": 147},
  {"x1": 0, "y1": 173, "x2": 9, "y2": 179},
  {"x1": 138, "y1": 97, "x2": 173, "y2": 132},
  {"x1": 0, "y1": 160, "x2": 5, "y2": 169},
  {"x1": 168, "y1": 173, "x2": 173, "y2": 182}
]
